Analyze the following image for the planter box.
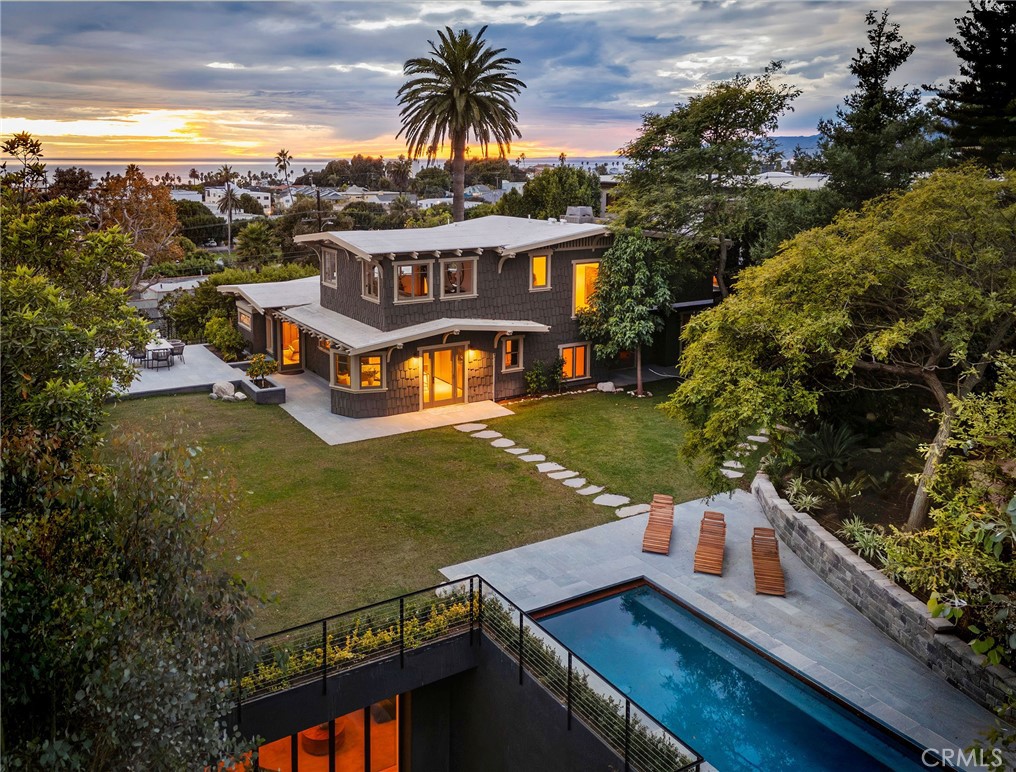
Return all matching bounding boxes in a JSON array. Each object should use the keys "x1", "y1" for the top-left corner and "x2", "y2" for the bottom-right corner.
[{"x1": 239, "y1": 377, "x2": 286, "y2": 405}]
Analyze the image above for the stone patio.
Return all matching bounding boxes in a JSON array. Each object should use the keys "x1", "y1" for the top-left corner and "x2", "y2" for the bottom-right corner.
[
  {"x1": 441, "y1": 490, "x2": 999, "y2": 765},
  {"x1": 120, "y1": 344, "x2": 240, "y2": 397}
]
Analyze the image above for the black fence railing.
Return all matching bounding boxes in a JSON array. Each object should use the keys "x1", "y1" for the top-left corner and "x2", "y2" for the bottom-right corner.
[{"x1": 235, "y1": 576, "x2": 703, "y2": 772}]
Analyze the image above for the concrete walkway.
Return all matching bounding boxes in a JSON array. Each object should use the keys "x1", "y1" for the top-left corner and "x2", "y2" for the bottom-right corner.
[
  {"x1": 441, "y1": 490, "x2": 998, "y2": 764},
  {"x1": 278, "y1": 370, "x2": 514, "y2": 445},
  {"x1": 120, "y1": 344, "x2": 239, "y2": 397}
]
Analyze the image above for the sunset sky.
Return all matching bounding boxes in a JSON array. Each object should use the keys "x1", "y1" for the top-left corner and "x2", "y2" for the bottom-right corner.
[{"x1": 1, "y1": 1, "x2": 964, "y2": 162}]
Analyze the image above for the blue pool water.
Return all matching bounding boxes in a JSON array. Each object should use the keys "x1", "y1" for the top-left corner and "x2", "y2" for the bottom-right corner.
[{"x1": 540, "y1": 586, "x2": 930, "y2": 772}]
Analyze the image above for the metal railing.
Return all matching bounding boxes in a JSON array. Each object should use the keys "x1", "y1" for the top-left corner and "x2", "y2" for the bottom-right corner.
[{"x1": 235, "y1": 576, "x2": 702, "y2": 772}]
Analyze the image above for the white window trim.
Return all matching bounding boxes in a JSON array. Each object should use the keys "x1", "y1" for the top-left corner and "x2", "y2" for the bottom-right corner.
[
  {"x1": 321, "y1": 248, "x2": 338, "y2": 288},
  {"x1": 393, "y1": 260, "x2": 434, "y2": 304},
  {"x1": 330, "y1": 352, "x2": 389, "y2": 392},
  {"x1": 558, "y1": 341, "x2": 591, "y2": 381},
  {"x1": 361, "y1": 260, "x2": 381, "y2": 304},
  {"x1": 438, "y1": 256, "x2": 479, "y2": 300},
  {"x1": 529, "y1": 253, "x2": 552, "y2": 292},
  {"x1": 571, "y1": 259, "x2": 601, "y2": 319},
  {"x1": 501, "y1": 335, "x2": 524, "y2": 373},
  {"x1": 237, "y1": 301, "x2": 253, "y2": 331},
  {"x1": 265, "y1": 315, "x2": 274, "y2": 353},
  {"x1": 357, "y1": 353, "x2": 387, "y2": 391}
]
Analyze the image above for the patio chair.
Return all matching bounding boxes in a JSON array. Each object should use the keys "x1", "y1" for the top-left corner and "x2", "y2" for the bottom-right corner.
[
  {"x1": 128, "y1": 347, "x2": 148, "y2": 367},
  {"x1": 149, "y1": 347, "x2": 173, "y2": 370},
  {"x1": 642, "y1": 493, "x2": 674, "y2": 555},
  {"x1": 751, "y1": 527, "x2": 786, "y2": 596},
  {"x1": 693, "y1": 511, "x2": 726, "y2": 576},
  {"x1": 168, "y1": 340, "x2": 185, "y2": 364}
]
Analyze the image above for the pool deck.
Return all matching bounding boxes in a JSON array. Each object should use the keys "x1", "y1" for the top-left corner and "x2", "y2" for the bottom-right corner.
[{"x1": 441, "y1": 489, "x2": 1001, "y2": 767}]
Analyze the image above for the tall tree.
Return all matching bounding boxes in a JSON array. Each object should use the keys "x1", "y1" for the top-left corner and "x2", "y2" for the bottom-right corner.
[
  {"x1": 667, "y1": 167, "x2": 1016, "y2": 529},
  {"x1": 275, "y1": 148, "x2": 293, "y2": 206},
  {"x1": 386, "y1": 154, "x2": 413, "y2": 191},
  {"x1": 810, "y1": 10, "x2": 946, "y2": 209},
  {"x1": 501, "y1": 165, "x2": 600, "y2": 220},
  {"x1": 397, "y1": 25, "x2": 526, "y2": 222},
  {"x1": 931, "y1": 0, "x2": 1016, "y2": 171},
  {"x1": 0, "y1": 132, "x2": 47, "y2": 209},
  {"x1": 48, "y1": 166, "x2": 94, "y2": 201},
  {"x1": 615, "y1": 62, "x2": 800, "y2": 297},
  {"x1": 234, "y1": 219, "x2": 281, "y2": 266},
  {"x1": 217, "y1": 186, "x2": 240, "y2": 251},
  {"x1": 578, "y1": 230, "x2": 672, "y2": 396},
  {"x1": 93, "y1": 164, "x2": 182, "y2": 289}
]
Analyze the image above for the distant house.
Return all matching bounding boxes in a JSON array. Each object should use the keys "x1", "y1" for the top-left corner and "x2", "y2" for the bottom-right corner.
[
  {"x1": 169, "y1": 189, "x2": 203, "y2": 203},
  {"x1": 218, "y1": 215, "x2": 713, "y2": 418},
  {"x1": 752, "y1": 172, "x2": 828, "y2": 190},
  {"x1": 204, "y1": 183, "x2": 275, "y2": 214}
]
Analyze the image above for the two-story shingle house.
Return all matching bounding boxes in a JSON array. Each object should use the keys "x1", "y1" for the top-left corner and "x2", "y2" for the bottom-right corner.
[{"x1": 219, "y1": 215, "x2": 710, "y2": 418}]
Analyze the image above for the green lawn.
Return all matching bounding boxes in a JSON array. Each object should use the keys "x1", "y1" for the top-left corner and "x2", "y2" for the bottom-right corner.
[{"x1": 108, "y1": 385, "x2": 705, "y2": 632}]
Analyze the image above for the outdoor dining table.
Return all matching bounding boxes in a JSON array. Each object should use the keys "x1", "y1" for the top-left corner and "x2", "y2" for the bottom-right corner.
[{"x1": 145, "y1": 338, "x2": 174, "y2": 368}]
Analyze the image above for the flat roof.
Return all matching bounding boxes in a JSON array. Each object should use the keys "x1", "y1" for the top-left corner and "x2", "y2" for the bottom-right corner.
[
  {"x1": 216, "y1": 275, "x2": 319, "y2": 313},
  {"x1": 294, "y1": 215, "x2": 608, "y2": 259},
  {"x1": 279, "y1": 302, "x2": 549, "y2": 355}
]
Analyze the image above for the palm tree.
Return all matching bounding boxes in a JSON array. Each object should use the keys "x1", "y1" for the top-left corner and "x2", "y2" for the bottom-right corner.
[
  {"x1": 217, "y1": 187, "x2": 240, "y2": 251},
  {"x1": 275, "y1": 149, "x2": 293, "y2": 210},
  {"x1": 396, "y1": 26, "x2": 526, "y2": 222}
]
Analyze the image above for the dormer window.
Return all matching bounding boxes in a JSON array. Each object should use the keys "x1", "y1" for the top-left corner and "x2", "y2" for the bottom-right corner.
[
  {"x1": 321, "y1": 248, "x2": 338, "y2": 287},
  {"x1": 440, "y1": 258, "x2": 477, "y2": 299},
  {"x1": 362, "y1": 261, "x2": 381, "y2": 302}
]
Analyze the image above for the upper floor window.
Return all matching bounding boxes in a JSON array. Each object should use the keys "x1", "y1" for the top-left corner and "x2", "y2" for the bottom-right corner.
[
  {"x1": 395, "y1": 262, "x2": 432, "y2": 303},
  {"x1": 572, "y1": 261, "x2": 600, "y2": 315},
  {"x1": 362, "y1": 261, "x2": 381, "y2": 302},
  {"x1": 530, "y1": 254, "x2": 550, "y2": 291},
  {"x1": 502, "y1": 336, "x2": 523, "y2": 373},
  {"x1": 440, "y1": 258, "x2": 477, "y2": 299},
  {"x1": 321, "y1": 248, "x2": 338, "y2": 287}
]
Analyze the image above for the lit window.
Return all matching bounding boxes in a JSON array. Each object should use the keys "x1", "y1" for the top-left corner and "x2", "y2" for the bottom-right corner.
[
  {"x1": 362, "y1": 261, "x2": 381, "y2": 301},
  {"x1": 560, "y1": 343, "x2": 589, "y2": 380},
  {"x1": 395, "y1": 262, "x2": 431, "y2": 301},
  {"x1": 322, "y1": 248, "x2": 338, "y2": 286},
  {"x1": 531, "y1": 254, "x2": 550, "y2": 290},
  {"x1": 334, "y1": 353, "x2": 351, "y2": 387},
  {"x1": 502, "y1": 336, "x2": 523, "y2": 372},
  {"x1": 360, "y1": 355, "x2": 383, "y2": 389},
  {"x1": 237, "y1": 308, "x2": 252, "y2": 330},
  {"x1": 573, "y1": 262, "x2": 599, "y2": 315},
  {"x1": 265, "y1": 316, "x2": 274, "y2": 351},
  {"x1": 317, "y1": 337, "x2": 330, "y2": 353},
  {"x1": 440, "y1": 259, "x2": 476, "y2": 298}
]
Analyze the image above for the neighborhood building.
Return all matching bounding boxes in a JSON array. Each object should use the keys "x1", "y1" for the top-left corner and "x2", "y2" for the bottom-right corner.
[{"x1": 219, "y1": 215, "x2": 713, "y2": 418}]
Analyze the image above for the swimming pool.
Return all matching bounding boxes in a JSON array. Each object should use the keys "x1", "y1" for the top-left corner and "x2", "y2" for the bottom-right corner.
[{"x1": 540, "y1": 585, "x2": 932, "y2": 771}]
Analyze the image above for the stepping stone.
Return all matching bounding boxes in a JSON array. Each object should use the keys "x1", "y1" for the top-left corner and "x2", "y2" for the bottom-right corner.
[
  {"x1": 563, "y1": 477, "x2": 587, "y2": 488},
  {"x1": 520, "y1": 454, "x2": 545, "y2": 463},
  {"x1": 537, "y1": 462, "x2": 565, "y2": 473},
  {"x1": 722, "y1": 460, "x2": 745, "y2": 469},
  {"x1": 471, "y1": 430, "x2": 502, "y2": 439},
  {"x1": 576, "y1": 485, "x2": 604, "y2": 496},
  {"x1": 746, "y1": 434, "x2": 769, "y2": 443},
  {"x1": 491, "y1": 438, "x2": 515, "y2": 448},
  {"x1": 593, "y1": 493, "x2": 630, "y2": 507},
  {"x1": 775, "y1": 424, "x2": 795, "y2": 433},
  {"x1": 736, "y1": 442, "x2": 758, "y2": 451},
  {"x1": 616, "y1": 503, "x2": 651, "y2": 518},
  {"x1": 720, "y1": 468, "x2": 745, "y2": 479},
  {"x1": 505, "y1": 447, "x2": 529, "y2": 455},
  {"x1": 547, "y1": 470, "x2": 579, "y2": 480},
  {"x1": 455, "y1": 423, "x2": 486, "y2": 432}
]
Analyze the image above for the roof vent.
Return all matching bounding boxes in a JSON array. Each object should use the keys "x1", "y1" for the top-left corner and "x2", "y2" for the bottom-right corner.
[{"x1": 562, "y1": 206, "x2": 595, "y2": 224}]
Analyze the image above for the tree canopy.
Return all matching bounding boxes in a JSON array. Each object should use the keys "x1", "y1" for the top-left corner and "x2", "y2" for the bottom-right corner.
[
  {"x1": 613, "y1": 62, "x2": 800, "y2": 296},
  {"x1": 932, "y1": 0, "x2": 1016, "y2": 171},
  {"x1": 397, "y1": 25, "x2": 526, "y2": 221},
  {"x1": 667, "y1": 167, "x2": 1016, "y2": 529}
]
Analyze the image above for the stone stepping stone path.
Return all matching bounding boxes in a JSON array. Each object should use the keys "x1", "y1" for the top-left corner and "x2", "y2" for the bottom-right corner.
[
  {"x1": 746, "y1": 434, "x2": 769, "y2": 444},
  {"x1": 722, "y1": 460, "x2": 745, "y2": 470},
  {"x1": 472, "y1": 430, "x2": 502, "y2": 439},
  {"x1": 536, "y1": 461, "x2": 565, "y2": 473},
  {"x1": 720, "y1": 468, "x2": 745, "y2": 479},
  {"x1": 547, "y1": 470, "x2": 579, "y2": 480},
  {"x1": 454, "y1": 423, "x2": 641, "y2": 517}
]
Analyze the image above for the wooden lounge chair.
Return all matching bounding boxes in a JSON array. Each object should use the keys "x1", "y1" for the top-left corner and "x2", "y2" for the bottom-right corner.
[
  {"x1": 751, "y1": 527, "x2": 786, "y2": 596},
  {"x1": 693, "y1": 511, "x2": 726, "y2": 575},
  {"x1": 642, "y1": 494, "x2": 674, "y2": 555}
]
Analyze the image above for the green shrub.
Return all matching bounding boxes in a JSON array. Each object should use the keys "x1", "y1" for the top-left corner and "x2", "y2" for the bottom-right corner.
[
  {"x1": 204, "y1": 314, "x2": 245, "y2": 361},
  {"x1": 246, "y1": 354, "x2": 278, "y2": 388},
  {"x1": 790, "y1": 422, "x2": 865, "y2": 478},
  {"x1": 524, "y1": 357, "x2": 565, "y2": 396}
]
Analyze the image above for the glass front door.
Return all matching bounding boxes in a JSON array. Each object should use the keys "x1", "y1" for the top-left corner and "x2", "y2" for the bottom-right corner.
[
  {"x1": 280, "y1": 321, "x2": 301, "y2": 371},
  {"x1": 421, "y1": 346, "x2": 465, "y2": 407}
]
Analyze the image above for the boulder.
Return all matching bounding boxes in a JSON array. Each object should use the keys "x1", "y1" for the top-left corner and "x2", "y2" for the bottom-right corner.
[
  {"x1": 234, "y1": 392, "x2": 248, "y2": 401},
  {"x1": 596, "y1": 381, "x2": 616, "y2": 393},
  {"x1": 212, "y1": 381, "x2": 235, "y2": 399},
  {"x1": 209, "y1": 393, "x2": 220, "y2": 400}
]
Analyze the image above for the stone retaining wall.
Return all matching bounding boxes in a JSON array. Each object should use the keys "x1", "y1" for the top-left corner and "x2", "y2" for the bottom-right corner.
[{"x1": 752, "y1": 473, "x2": 1015, "y2": 714}]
